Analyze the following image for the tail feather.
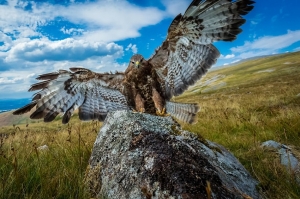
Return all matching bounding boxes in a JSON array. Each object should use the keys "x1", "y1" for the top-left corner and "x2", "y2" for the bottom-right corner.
[{"x1": 166, "y1": 101, "x2": 199, "y2": 124}]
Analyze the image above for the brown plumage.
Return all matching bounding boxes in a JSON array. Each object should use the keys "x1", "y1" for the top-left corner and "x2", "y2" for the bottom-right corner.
[
  {"x1": 13, "y1": 0, "x2": 254, "y2": 124},
  {"x1": 124, "y1": 54, "x2": 165, "y2": 114}
]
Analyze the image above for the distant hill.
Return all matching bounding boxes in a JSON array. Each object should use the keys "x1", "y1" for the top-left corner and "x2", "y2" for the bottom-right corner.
[
  {"x1": 0, "y1": 110, "x2": 36, "y2": 127},
  {"x1": 214, "y1": 51, "x2": 299, "y2": 69}
]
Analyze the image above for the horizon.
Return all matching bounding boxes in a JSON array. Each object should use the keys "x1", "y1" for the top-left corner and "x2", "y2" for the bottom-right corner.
[
  {"x1": 1, "y1": 0, "x2": 300, "y2": 99},
  {"x1": 1, "y1": 50, "x2": 298, "y2": 101}
]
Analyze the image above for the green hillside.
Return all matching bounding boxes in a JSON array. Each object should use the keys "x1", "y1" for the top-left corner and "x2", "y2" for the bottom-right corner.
[{"x1": 0, "y1": 51, "x2": 300, "y2": 198}]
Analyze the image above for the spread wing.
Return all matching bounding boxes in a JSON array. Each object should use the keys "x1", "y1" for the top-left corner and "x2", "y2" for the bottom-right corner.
[
  {"x1": 13, "y1": 68, "x2": 129, "y2": 123},
  {"x1": 149, "y1": 0, "x2": 254, "y2": 99}
]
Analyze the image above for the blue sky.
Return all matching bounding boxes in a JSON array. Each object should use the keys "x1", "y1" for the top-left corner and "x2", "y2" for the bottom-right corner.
[{"x1": 0, "y1": 0, "x2": 300, "y2": 99}]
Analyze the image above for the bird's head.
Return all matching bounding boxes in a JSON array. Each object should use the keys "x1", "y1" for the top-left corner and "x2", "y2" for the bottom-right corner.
[{"x1": 129, "y1": 54, "x2": 144, "y2": 69}]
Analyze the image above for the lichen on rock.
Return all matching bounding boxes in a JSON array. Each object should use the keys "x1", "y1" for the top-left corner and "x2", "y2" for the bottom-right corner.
[{"x1": 86, "y1": 110, "x2": 261, "y2": 199}]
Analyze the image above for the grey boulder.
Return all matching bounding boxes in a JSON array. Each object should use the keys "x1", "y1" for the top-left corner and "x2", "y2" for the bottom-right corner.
[{"x1": 85, "y1": 110, "x2": 260, "y2": 199}]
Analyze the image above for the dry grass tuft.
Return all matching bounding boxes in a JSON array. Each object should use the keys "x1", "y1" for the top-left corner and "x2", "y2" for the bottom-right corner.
[{"x1": 0, "y1": 120, "x2": 100, "y2": 199}]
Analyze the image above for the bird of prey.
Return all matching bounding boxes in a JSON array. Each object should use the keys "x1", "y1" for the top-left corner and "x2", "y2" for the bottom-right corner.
[{"x1": 13, "y1": 0, "x2": 254, "y2": 124}]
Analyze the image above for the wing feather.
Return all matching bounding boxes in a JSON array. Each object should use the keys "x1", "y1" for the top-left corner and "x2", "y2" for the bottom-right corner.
[
  {"x1": 149, "y1": 0, "x2": 254, "y2": 99},
  {"x1": 12, "y1": 101, "x2": 38, "y2": 115},
  {"x1": 13, "y1": 68, "x2": 129, "y2": 123}
]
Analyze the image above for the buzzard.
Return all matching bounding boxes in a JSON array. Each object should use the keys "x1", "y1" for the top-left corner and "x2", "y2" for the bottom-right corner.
[{"x1": 13, "y1": 0, "x2": 254, "y2": 124}]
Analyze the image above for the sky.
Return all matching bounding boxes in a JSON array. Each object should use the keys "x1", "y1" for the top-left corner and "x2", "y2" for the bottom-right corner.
[{"x1": 0, "y1": 0, "x2": 300, "y2": 99}]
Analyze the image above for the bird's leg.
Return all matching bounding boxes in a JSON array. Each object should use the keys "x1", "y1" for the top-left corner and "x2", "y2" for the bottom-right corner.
[
  {"x1": 134, "y1": 93, "x2": 145, "y2": 113},
  {"x1": 156, "y1": 107, "x2": 168, "y2": 116},
  {"x1": 152, "y1": 87, "x2": 169, "y2": 116}
]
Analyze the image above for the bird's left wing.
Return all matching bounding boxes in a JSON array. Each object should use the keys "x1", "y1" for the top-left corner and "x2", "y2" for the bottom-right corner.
[
  {"x1": 149, "y1": 0, "x2": 254, "y2": 100},
  {"x1": 13, "y1": 68, "x2": 129, "y2": 123}
]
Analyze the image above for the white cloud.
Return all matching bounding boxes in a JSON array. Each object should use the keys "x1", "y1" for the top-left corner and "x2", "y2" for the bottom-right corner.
[
  {"x1": 230, "y1": 30, "x2": 300, "y2": 59},
  {"x1": 226, "y1": 54, "x2": 235, "y2": 59},
  {"x1": 0, "y1": 69, "x2": 40, "y2": 98},
  {"x1": 0, "y1": 77, "x2": 23, "y2": 84},
  {"x1": 58, "y1": 0, "x2": 166, "y2": 42},
  {"x1": 0, "y1": 0, "x2": 168, "y2": 43},
  {"x1": 131, "y1": 45, "x2": 138, "y2": 54},
  {"x1": 125, "y1": 43, "x2": 138, "y2": 54},
  {"x1": 125, "y1": 44, "x2": 132, "y2": 51},
  {"x1": 0, "y1": 72, "x2": 36, "y2": 85},
  {"x1": 80, "y1": 28, "x2": 141, "y2": 43},
  {"x1": 49, "y1": 55, "x2": 128, "y2": 72},
  {"x1": 0, "y1": 0, "x2": 172, "y2": 67},
  {"x1": 0, "y1": 31, "x2": 13, "y2": 51},
  {"x1": 0, "y1": 1, "x2": 53, "y2": 37},
  {"x1": 162, "y1": 0, "x2": 190, "y2": 16},
  {"x1": 60, "y1": 27, "x2": 84, "y2": 35},
  {"x1": 5, "y1": 38, "x2": 123, "y2": 62},
  {"x1": 220, "y1": 54, "x2": 235, "y2": 59},
  {"x1": 26, "y1": 73, "x2": 36, "y2": 78},
  {"x1": 232, "y1": 30, "x2": 300, "y2": 53}
]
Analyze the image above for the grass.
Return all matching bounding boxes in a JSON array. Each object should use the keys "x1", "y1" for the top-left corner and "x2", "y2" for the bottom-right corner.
[
  {"x1": 0, "y1": 120, "x2": 100, "y2": 199},
  {"x1": 0, "y1": 51, "x2": 300, "y2": 198}
]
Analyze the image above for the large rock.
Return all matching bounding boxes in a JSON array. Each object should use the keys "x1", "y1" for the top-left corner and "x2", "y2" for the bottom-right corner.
[
  {"x1": 261, "y1": 140, "x2": 300, "y2": 184},
  {"x1": 85, "y1": 110, "x2": 260, "y2": 199}
]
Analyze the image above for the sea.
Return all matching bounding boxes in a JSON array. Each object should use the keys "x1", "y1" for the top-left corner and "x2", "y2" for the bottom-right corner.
[{"x1": 0, "y1": 98, "x2": 31, "y2": 113}]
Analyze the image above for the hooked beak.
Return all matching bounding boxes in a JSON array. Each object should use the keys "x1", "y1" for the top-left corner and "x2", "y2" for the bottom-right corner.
[{"x1": 135, "y1": 61, "x2": 140, "y2": 68}]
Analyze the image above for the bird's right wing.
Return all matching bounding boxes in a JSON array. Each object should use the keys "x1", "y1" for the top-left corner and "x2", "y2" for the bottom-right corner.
[
  {"x1": 13, "y1": 68, "x2": 129, "y2": 124},
  {"x1": 149, "y1": 0, "x2": 254, "y2": 100}
]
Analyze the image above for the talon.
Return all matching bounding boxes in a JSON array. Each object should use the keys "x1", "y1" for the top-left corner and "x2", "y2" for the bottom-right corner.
[
  {"x1": 132, "y1": 108, "x2": 145, "y2": 113},
  {"x1": 156, "y1": 107, "x2": 170, "y2": 117}
]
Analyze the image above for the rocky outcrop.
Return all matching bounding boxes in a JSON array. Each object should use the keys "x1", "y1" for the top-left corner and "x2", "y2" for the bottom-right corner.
[
  {"x1": 85, "y1": 110, "x2": 260, "y2": 199},
  {"x1": 261, "y1": 140, "x2": 300, "y2": 183}
]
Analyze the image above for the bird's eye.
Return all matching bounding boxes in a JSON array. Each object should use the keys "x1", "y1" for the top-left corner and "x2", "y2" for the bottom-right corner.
[
  {"x1": 140, "y1": 58, "x2": 144, "y2": 62},
  {"x1": 131, "y1": 61, "x2": 135, "y2": 64}
]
